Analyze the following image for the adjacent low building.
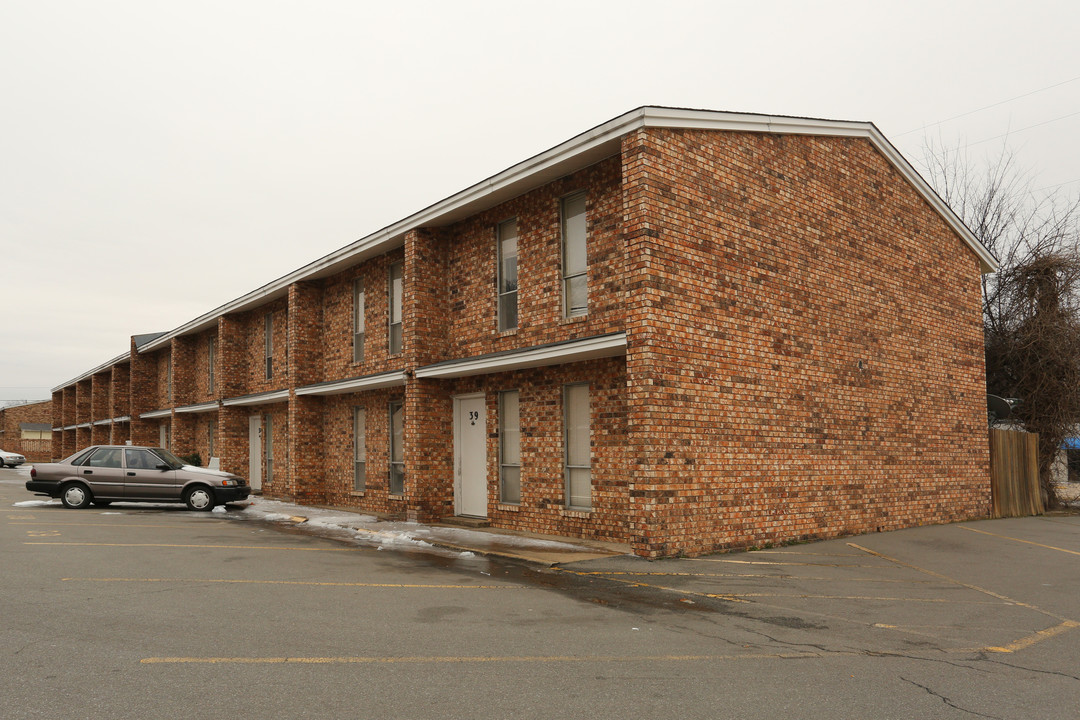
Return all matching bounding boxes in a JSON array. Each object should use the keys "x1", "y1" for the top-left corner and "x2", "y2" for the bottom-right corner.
[
  {"x1": 0, "y1": 400, "x2": 53, "y2": 462},
  {"x1": 50, "y1": 107, "x2": 997, "y2": 557}
]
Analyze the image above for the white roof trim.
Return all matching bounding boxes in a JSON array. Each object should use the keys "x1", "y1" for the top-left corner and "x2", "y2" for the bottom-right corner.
[
  {"x1": 51, "y1": 351, "x2": 130, "y2": 393},
  {"x1": 174, "y1": 401, "x2": 220, "y2": 414},
  {"x1": 140, "y1": 409, "x2": 173, "y2": 419},
  {"x1": 295, "y1": 371, "x2": 408, "y2": 397},
  {"x1": 132, "y1": 106, "x2": 995, "y2": 355},
  {"x1": 416, "y1": 333, "x2": 627, "y2": 380},
  {"x1": 222, "y1": 389, "x2": 290, "y2": 407}
]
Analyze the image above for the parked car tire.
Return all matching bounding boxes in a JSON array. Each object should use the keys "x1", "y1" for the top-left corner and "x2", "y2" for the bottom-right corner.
[
  {"x1": 184, "y1": 486, "x2": 215, "y2": 512},
  {"x1": 60, "y1": 483, "x2": 93, "y2": 509}
]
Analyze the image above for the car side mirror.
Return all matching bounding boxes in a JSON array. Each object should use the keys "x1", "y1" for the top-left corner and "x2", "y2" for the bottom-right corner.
[{"x1": 156, "y1": 463, "x2": 171, "y2": 471}]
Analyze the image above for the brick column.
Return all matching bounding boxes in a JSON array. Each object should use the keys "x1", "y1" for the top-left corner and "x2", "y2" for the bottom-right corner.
[
  {"x1": 402, "y1": 228, "x2": 453, "y2": 521},
  {"x1": 52, "y1": 390, "x2": 65, "y2": 458},
  {"x1": 129, "y1": 337, "x2": 158, "y2": 446},
  {"x1": 287, "y1": 281, "x2": 326, "y2": 503},
  {"x1": 90, "y1": 373, "x2": 109, "y2": 444},
  {"x1": 172, "y1": 336, "x2": 197, "y2": 407},
  {"x1": 218, "y1": 404, "x2": 248, "y2": 479}
]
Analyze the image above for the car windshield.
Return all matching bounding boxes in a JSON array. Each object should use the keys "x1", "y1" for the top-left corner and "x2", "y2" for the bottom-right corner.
[{"x1": 150, "y1": 448, "x2": 187, "y2": 470}]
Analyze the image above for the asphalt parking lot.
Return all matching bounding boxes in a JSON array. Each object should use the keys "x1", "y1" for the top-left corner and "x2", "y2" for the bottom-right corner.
[{"x1": 3, "y1": 465, "x2": 1079, "y2": 719}]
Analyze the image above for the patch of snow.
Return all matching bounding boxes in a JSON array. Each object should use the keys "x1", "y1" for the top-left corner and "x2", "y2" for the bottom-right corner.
[{"x1": 13, "y1": 500, "x2": 55, "y2": 507}]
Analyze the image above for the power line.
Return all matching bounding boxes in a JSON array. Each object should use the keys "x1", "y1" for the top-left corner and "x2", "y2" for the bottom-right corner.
[
  {"x1": 965, "y1": 109, "x2": 1080, "y2": 148},
  {"x1": 896, "y1": 74, "x2": 1080, "y2": 137}
]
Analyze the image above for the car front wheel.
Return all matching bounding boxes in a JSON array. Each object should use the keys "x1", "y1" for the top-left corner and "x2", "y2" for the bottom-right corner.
[
  {"x1": 61, "y1": 483, "x2": 93, "y2": 509},
  {"x1": 184, "y1": 486, "x2": 216, "y2": 512}
]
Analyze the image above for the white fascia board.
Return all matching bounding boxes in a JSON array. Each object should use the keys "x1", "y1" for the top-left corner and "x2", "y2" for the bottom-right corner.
[
  {"x1": 416, "y1": 333, "x2": 627, "y2": 380},
  {"x1": 92, "y1": 419, "x2": 112, "y2": 426},
  {"x1": 174, "y1": 401, "x2": 220, "y2": 414},
  {"x1": 140, "y1": 409, "x2": 173, "y2": 419},
  {"x1": 51, "y1": 351, "x2": 131, "y2": 393},
  {"x1": 222, "y1": 390, "x2": 290, "y2": 407},
  {"x1": 637, "y1": 108, "x2": 997, "y2": 273},
  {"x1": 76, "y1": 422, "x2": 92, "y2": 429},
  {"x1": 135, "y1": 106, "x2": 995, "y2": 357},
  {"x1": 295, "y1": 371, "x2": 407, "y2": 397}
]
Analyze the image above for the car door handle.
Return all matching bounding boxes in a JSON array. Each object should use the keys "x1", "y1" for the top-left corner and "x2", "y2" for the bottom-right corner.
[
  {"x1": 83, "y1": 469, "x2": 93, "y2": 475},
  {"x1": 127, "y1": 472, "x2": 136, "y2": 476}
]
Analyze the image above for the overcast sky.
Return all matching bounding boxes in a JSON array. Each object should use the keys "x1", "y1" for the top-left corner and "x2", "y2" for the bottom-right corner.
[{"x1": 2, "y1": 0, "x2": 1078, "y2": 405}]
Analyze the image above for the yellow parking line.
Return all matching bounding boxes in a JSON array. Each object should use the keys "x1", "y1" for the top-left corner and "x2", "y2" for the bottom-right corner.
[
  {"x1": 25, "y1": 542, "x2": 365, "y2": 552},
  {"x1": 64, "y1": 577, "x2": 523, "y2": 590},
  {"x1": 11, "y1": 522, "x2": 197, "y2": 529},
  {"x1": 141, "y1": 651, "x2": 846, "y2": 665},
  {"x1": 983, "y1": 620, "x2": 1080, "y2": 653},
  {"x1": 848, "y1": 542, "x2": 1071, "y2": 622},
  {"x1": 959, "y1": 526, "x2": 1080, "y2": 556}
]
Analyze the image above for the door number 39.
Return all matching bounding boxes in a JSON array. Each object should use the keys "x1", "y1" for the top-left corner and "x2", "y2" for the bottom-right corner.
[{"x1": 469, "y1": 411, "x2": 480, "y2": 425}]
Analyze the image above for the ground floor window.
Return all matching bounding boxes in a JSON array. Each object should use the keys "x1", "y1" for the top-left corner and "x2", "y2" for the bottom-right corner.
[
  {"x1": 389, "y1": 401, "x2": 404, "y2": 494},
  {"x1": 499, "y1": 390, "x2": 521, "y2": 504},
  {"x1": 353, "y1": 406, "x2": 367, "y2": 491},
  {"x1": 207, "y1": 424, "x2": 214, "y2": 459},
  {"x1": 1068, "y1": 448, "x2": 1080, "y2": 482},
  {"x1": 265, "y1": 414, "x2": 274, "y2": 484},
  {"x1": 564, "y1": 383, "x2": 591, "y2": 510}
]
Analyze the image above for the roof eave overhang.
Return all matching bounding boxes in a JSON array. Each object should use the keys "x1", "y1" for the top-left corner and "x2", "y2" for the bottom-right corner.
[{"x1": 136, "y1": 106, "x2": 996, "y2": 355}]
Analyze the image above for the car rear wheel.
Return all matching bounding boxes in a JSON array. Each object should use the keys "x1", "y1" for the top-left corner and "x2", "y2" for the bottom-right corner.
[
  {"x1": 61, "y1": 483, "x2": 93, "y2": 509},
  {"x1": 184, "y1": 486, "x2": 215, "y2": 512}
]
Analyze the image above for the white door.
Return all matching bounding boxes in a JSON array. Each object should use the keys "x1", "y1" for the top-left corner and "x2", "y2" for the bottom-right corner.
[
  {"x1": 248, "y1": 415, "x2": 262, "y2": 490},
  {"x1": 454, "y1": 394, "x2": 487, "y2": 517}
]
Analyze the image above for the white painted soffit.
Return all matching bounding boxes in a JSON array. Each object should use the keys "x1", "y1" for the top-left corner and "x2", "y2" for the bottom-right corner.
[
  {"x1": 140, "y1": 409, "x2": 173, "y2": 419},
  {"x1": 295, "y1": 371, "x2": 408, "y2": 397},
  {"x1": 174, "y1": 402, "x2": 220, "y2": 414},
  {"x1": 136, "y1": 106, "x2": 995, "y2": 356},
  {"x1": 92, "y1": 419, "x2": 111, "y2": 426},
  {"x1": 416, "y1": 333, "x2": 627, "y2": 380},
  {"x1": 221, "y1": 389, "x2": 290, "y2": 407},
  {"x1": 51, "y1": 351, "x2": 131, "y2": 394}
]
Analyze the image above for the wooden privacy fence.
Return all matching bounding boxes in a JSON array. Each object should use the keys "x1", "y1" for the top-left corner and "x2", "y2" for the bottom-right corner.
[{"x1": 989, "y1": 428, "x2": 1044, "y2": 518}]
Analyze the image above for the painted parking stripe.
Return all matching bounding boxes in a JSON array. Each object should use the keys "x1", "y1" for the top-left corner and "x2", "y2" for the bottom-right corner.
[
  {"x1": 63, "y1": 577, "x2": 524, "y2": 590},
  {"x1": 25, "y1": 542, "x2": 366, "y2": 552},
  {"x1": 141, "y1": 651, "x2": 849, "y2": 665},
  {"x1": 959, "y1": 526, "x2": 1080, "y2": 556}
]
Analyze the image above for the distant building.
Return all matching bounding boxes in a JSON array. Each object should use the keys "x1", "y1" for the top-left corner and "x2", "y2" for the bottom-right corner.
[
  {"x1": 0, "y1": 400, "x2": 52, "y2": 461},
  {"x1": 47, "y1": 107, "x2": 996, "y2": 557}
]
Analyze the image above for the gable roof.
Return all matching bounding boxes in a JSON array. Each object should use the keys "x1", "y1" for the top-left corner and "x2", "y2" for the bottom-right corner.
[{"x1": 91, "y1": 107, "x2": 1003, "y2": 359}]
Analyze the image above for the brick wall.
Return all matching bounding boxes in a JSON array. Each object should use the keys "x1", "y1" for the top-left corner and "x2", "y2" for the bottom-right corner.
[
  {"x1": 438, "y1": 157, "x2": 625, "y2": 362},
  {"x1": 623, "y1": 128, "x2": 990, "y2": 557}
]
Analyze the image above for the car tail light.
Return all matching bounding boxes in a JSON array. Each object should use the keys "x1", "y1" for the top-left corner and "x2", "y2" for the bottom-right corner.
[{"x1": 30, "y1": 467, "x2": 36, "y2": 478}]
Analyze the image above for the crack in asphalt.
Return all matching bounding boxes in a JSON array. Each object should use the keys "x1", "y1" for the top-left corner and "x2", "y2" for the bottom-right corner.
[
  {"x1": 980, "y1": 655, "x2": 1080, "y2": 683},
  {"x1": 900, "y1": 676, "x2": 1003, "y2": 719}
]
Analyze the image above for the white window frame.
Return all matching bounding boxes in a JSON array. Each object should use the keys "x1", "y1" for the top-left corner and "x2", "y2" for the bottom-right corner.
[
  {"x1": 497, "y1": 218, "x2": 518, "y2": 332},
  {"x1": 499, "y1": 390, "x2": 521, "y2": 504},
  {"x1": 388, "y1": 262, "x2": 403, "y2": 355},
  {"x1": 264, "y1": 413, "x2": 274, "y2": 484},
  {"x1": 388, "y1": 400, "x2": 404, "y2": 494},
  {"x1": 563, "y1": 383, "x2": 592, "y2": 510},
  {"x1": 353, "y1": 406, "x2": 367, "y2": 492},
  {"x1": 264, "y1": 313, "x2": 274, "y2": 379},
  {"x1": 207, "y1": 336, "x2": 216, "y2": 394},
  {"x1": 561, "y1": 192, "x2": 588, "y2": 318},
  {"x1": 353, "y1": 277, "x2": 366, "y2": 363}
]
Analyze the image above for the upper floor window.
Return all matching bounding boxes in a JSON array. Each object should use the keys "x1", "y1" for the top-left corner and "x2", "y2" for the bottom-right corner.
[
  {"x1": 561, "y1": 192, "x2": 588, "y2": 317},
  {"x1": 497, "y1": 218, "x2": 518, "y2": 331},
  {"x1": 353, "y1": 278, "x2": 366, "y2": 363},
  {"x1": 207, "y1": 337, "x2": 216, "y2": 393},
  {"x1": 388, "y1": 262, "x2": 403, "y2": 355},
  {"x1": 264, "y1": 313, "x2": 274, "y2": 379}
]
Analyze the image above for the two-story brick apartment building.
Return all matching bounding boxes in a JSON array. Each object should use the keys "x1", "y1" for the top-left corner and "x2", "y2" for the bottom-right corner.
[{"x1": 50, "y1": 107, "x2": 997, "y2": 557}]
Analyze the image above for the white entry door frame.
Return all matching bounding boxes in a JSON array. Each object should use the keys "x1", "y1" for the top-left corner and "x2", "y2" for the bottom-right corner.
[
  {"x1": 453, "y1": 393, "x2": 488, "y2": 518},
  {"x1": 248, "y1": 415, "x2": 262, "y2": 491}
]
